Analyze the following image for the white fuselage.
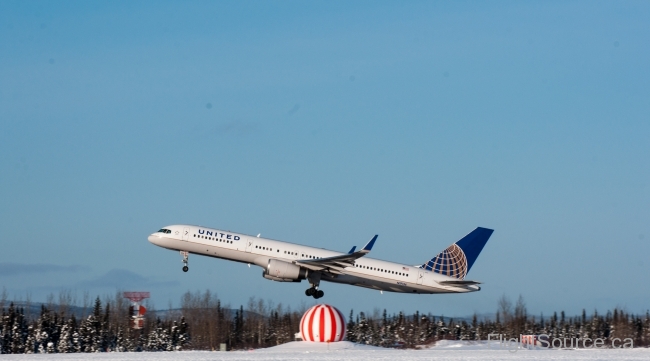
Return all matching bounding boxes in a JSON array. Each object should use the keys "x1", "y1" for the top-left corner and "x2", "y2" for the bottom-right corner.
[{"x1": 148, "y1": 224, "x2": 480, "y2": 295}]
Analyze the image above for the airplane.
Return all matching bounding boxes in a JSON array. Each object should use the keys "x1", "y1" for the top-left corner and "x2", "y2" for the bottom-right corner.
[{"x1": 148, "y1": 225, "x2": 493, "y2": 299}]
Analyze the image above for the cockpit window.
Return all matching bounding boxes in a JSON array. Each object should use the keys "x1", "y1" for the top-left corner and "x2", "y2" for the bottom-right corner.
[{"x1": 158, "y1": 229, "x2": 171, "y2": 234}]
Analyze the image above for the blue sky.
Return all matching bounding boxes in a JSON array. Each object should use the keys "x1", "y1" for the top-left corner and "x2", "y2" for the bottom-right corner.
[{"x1": 1, "y1": 0, "x2": 649, "y2": 318}]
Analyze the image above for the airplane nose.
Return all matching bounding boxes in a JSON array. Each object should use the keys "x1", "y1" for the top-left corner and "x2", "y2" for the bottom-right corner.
[{"x1": 148, "y1": 234, "x2": 159, "y2": 244}]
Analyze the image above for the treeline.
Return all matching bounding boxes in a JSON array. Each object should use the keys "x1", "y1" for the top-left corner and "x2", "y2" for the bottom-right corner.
[
  {"x1": 175, "y1": 290, "x2": 304, "y2": 349},
  {"x1": 0, "y1": 290, "x2": 305, "y2": 353},
  {"x1": 345, "y1": 295, "x2": 650, "y2": 348},
  {"x1": 0, "y1": 296, "x2": 189, "y2": 353},
  {"x1": 1, "y1": 291, "x2": 650, "y2": 354}
]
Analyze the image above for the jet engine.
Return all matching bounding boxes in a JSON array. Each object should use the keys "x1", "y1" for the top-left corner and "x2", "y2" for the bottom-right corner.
[{"x1": 263, "y1": 259, "x2": 307, "y2": 282}]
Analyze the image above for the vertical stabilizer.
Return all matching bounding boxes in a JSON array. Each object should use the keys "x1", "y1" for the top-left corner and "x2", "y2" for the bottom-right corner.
[{"x1": 420, "y1": 227, "x2": 493, "y2": 279}]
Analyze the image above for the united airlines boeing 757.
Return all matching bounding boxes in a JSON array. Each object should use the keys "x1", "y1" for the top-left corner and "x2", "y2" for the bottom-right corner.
[{"x1": 148, "y1": 225, "x2": 493, "y2": 299}]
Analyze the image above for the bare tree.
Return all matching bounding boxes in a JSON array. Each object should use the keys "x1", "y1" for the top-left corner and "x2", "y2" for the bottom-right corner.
[
  {"x1": 513, "y1": 295, "x2": 527, "y2": 335},
  {"x1": 57, "y1": 289, "x2": 76, "y2": 317},
  {"x1": 497, "y1": 294, "x2": 512, "y2": 329},
  {"x1": 0, "y1": 286, "x2": 7, "y2": 311}
]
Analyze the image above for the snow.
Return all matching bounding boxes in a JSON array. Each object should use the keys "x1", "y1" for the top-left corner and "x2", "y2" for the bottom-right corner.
[{"x1": 1, "y1": 341, "x2": 648, "y2": 360}]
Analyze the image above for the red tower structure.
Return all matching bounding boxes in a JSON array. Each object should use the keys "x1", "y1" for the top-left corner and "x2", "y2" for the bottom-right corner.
[{"x1": 123, "y1": 292, "x2": 150, "y2": 329}]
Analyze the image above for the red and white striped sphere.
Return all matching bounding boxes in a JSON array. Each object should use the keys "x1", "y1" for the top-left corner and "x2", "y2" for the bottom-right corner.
[{"x1": 299, "y1": 304, "x2": 346, "y2": 342}]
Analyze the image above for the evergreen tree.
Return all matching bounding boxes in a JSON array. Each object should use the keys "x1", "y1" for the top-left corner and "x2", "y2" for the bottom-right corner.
[
  {"x1": 1, "y1": 303, "x2": 16, "y2": 354},
  {"x1": 146, "y1": 319, "x2": 162, "y2": 351},
  {"x1": 115, "y1": 326, "x2": 125, "y2": 352},
  {"x1": 355, "y1": 312, "x2": 369, "y2": 344},
  {"x1": 101, "y1": 302, "x2": 111, "y2": 351},
  {"x1": 11, "y1": 306, "x2": 27, "y2": 354},
  {"x1": 71, "y1": 318, "x2": 83, "y2": 353},
  {"x1": 24, "y1": 325, "x2": 35, "y2": 354},
  {"x1": 177, "y1": 316, "x2": 190, "y2": 350},
  {"x1": 57, "y1": 318, "x2": 73, "y2": 353},
  {"x1": 34, "y1": 305, "x2": 55, "y2": 354},
  {"x1": 346, "y1": 310, "x2": 356, "y2": 342}
]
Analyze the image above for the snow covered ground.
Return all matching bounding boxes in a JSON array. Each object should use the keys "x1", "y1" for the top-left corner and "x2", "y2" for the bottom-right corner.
[{"x1": 1, "y1": 341, "x2": 649, "y2": 360}]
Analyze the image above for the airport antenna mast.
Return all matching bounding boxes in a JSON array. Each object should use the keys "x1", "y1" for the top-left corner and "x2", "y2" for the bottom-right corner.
[{"x1": 123, "y1": 292, "x2": 150, "y2": 329}]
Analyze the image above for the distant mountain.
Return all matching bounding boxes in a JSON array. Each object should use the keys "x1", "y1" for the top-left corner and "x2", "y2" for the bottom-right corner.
[
  {"x1": 2, "y1": 301, "x2": 259, "y2": 321},
  {"x1": 1, "y1": 301, "x2": 92, "y2": 320}
]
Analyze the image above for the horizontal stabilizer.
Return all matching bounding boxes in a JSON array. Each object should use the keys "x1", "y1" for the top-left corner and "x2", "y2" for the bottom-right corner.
[{"x1": 438, "y1": 280, "x2": 481, "y2": 286}]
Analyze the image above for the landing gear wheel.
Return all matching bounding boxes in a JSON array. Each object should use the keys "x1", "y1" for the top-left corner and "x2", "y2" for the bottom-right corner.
[
  {"x1": 182, "y1": 265, "x2": 189, "y2": 272},
  {"x1": 305, "y1": 288, "x2": 315, "y2": 297},
  {"x1": 314, "y1": 290, "x2": 324, "y2": 299}
]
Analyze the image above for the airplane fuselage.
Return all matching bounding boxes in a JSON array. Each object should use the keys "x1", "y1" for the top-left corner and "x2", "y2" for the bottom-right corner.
[{"x1": 148, "y1": 224, "x2": 481, "y2": 295}]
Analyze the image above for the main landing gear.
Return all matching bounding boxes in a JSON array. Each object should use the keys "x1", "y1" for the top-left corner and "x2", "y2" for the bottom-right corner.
[
  {"x1": 305, "y1": 271, "x2": 324, "y2": 299},
  {"x1": 305, "y1": 287, "x2": 324, "y2": 299},
  {"x1": 180, "y1": 251, "x2": 189, "y2": 272}
]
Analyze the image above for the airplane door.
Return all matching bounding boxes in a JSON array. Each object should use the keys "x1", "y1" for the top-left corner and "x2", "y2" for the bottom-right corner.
[
  {"x1": 416, "y1": 269, "x2": 425, "y2": 285},
  {"x1": 245, "y1": 239, "x2": 254, "y2": 253},
  {"x1": 182, "y1": 227, "x2": 190, "y2": 241}
]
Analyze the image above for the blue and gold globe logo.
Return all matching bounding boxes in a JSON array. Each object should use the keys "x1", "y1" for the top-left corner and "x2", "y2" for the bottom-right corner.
[{"x1": 423, "y1": 244, "x2": 468, "y2": 279}]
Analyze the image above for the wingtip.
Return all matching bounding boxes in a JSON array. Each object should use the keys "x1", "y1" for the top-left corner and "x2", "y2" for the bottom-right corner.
[{"x1": 362, "y1": 235, "x2": 378, "y2": 251}]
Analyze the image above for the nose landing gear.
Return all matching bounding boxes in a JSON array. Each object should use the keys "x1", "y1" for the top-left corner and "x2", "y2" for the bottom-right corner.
[{"x1": 180, "y1": 251, "x2": 189, "y2": 272}]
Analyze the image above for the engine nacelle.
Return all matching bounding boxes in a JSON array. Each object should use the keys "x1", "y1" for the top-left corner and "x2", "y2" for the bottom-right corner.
[
  {"x1": 264, "y1": 259, "x2": 307, "y2": 282},
  {"x1": 263, "y1": 273, "x2": 302, "y2": 282}
]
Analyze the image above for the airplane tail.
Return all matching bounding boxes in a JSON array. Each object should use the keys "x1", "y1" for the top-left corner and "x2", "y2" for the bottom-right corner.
[{"x1": 419, "y1": 227, "x2": 494, "y2": 280}]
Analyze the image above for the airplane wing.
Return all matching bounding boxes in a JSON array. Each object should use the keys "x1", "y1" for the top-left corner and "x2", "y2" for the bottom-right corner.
[
  {"x1": 438, "y1": 280, "x2": 481, "y2": 286},
  {"x1": 295, "y1": 235, "x2": 377, "y2": 275}
]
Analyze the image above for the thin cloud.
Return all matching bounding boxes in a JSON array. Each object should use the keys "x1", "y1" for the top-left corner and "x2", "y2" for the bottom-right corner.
[
  {"x1": 212, "y1": 120, "x2": 257, "y2": 136},
  {"x1": 287, "y1": 103, "x2": 300, "y2": 115},
  {"x1": 0, "y1": 263, "x2": 90, "y2": 277}
]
